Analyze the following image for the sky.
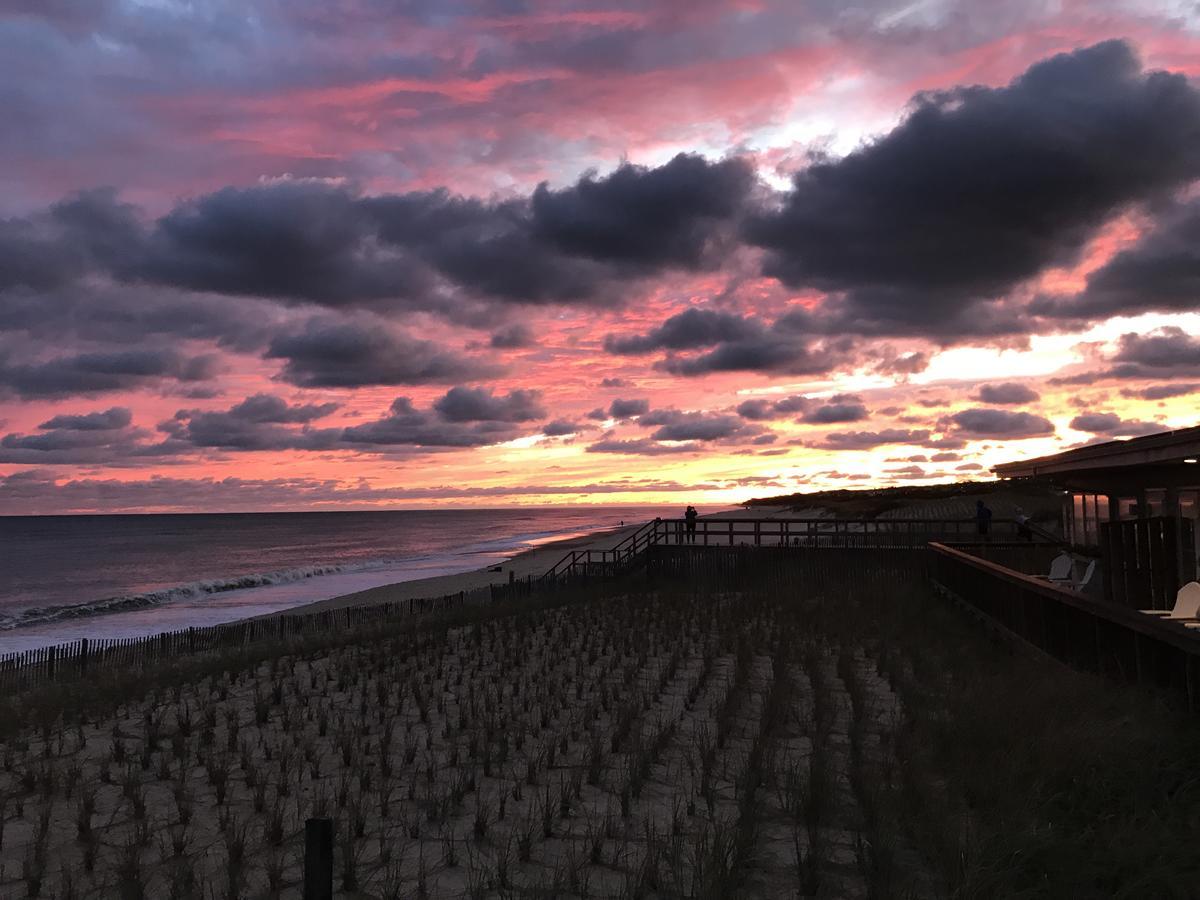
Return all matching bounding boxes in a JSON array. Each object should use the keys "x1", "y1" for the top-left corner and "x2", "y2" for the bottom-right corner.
[{"x1": 1, "y1": 0, "x2": 1200, "y2": 514}]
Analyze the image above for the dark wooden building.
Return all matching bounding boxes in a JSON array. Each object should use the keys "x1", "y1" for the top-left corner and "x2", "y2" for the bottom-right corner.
[{"x1": 994, "y1": 425, "x2": 1199, "y2": 608}]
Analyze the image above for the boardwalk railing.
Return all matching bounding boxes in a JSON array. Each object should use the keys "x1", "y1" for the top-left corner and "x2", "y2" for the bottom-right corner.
[
  {"x1": 540, "y1": 516, "x2": 1030, "y2": 584},
  {"x1": 929, "y1": 541, "x2": 1200, "y2": 712}
]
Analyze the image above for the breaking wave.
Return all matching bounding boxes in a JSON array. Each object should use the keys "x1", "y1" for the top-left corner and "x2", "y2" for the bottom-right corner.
[{"x1": 1, "y1": 561, "x2": 367, "y2": 631}]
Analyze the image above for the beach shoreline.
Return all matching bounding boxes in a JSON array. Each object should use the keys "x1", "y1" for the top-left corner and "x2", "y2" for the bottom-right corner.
[
  {"x1": 266, "y1": 519, "x2": 647, "y2": 617},
  {"x1": 274, "y1": 505, "x2": 777, "y2": 618}
]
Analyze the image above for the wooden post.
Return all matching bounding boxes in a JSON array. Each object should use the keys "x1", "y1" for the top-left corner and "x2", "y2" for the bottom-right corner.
[{"x1": 304, "y1": 818, "x2": 334, "y2": 900}]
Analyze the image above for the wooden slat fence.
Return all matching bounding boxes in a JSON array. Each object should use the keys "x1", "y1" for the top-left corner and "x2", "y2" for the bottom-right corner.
[{"x1": 0, "y1": 585, "x2": 496, "y2": 694}]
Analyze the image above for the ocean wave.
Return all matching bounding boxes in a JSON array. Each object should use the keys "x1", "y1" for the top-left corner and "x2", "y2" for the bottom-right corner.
[{"x1": 1, "y1": 561, "x2": 361, "y2": 631}]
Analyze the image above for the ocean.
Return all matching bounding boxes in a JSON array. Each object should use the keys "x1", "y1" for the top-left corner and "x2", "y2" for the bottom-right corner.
[{"x1": 0, "y1": 506, "x2": 675, "y2": 653}]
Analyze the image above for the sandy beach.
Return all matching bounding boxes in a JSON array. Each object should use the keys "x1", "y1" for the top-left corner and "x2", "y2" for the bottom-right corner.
[
  {"x1": 282, "y1": 519, "x2": 650, "y2": 616},
  {"x1": 282, "y1": 507, "x2": 772, "y2": 617}
]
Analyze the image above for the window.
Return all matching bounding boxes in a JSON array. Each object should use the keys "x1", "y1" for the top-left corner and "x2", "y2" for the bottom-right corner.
[{"x1": 1116, "y1": 497, "x2": 1138, "y2": 519}]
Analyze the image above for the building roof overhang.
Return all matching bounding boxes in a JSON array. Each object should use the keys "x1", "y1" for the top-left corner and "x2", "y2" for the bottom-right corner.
[{"x1": 993, "y1": 425, "x2": 1200, "y2": 481}]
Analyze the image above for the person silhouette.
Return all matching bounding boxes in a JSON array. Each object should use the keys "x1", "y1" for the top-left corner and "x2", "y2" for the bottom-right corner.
[
  {"x1": 975, "y1": 499, "x2": 993, "y2": 537},
  {"x1": 684, "y1": 505, "x2": 698, "y2": 543}
]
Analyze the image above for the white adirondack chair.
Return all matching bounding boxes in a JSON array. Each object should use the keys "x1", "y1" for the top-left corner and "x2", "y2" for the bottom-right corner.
[
  {"x1": 1036, "y1": 552, "x2": 1074, "y2": 585},
  {"x1": 1141, "y1": 582, "x2": 1200, "y2": 624}
]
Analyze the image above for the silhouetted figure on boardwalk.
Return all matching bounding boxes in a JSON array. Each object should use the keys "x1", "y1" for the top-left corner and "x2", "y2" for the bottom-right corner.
[
  {"x1": 1015, "y1": 506, "x2": 1033, "y2": 541},
  {"x1": 684, "y1": 505, "x2": 698, "y2": 543},
  {"x1": 975, "y1": 499, "x2": 993, "y2": 537}
]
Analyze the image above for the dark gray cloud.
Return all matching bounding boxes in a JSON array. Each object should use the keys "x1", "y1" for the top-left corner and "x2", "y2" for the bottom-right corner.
[
  {"x1": 973, "y1": 382, "x2": 1040, "y2": 404},
  {"x1": 1120, "y1": 383, "x2": 1200, "y2": 401},
  {"x1": 607, "y1": 307, "x2": 846, "y2": 378},
  {"x1": 266, "y1": 318, "x2": 497, "y2": 388},
  {"x1": 38, "y1": 406, "x2": 131, "y2": 431},
  {"x1": 160, "y1": 397, "x2": 343, "y2": 452},
  {"x1": 531, "y1": 154, "x2": 753, "y2": 268},
  {"x1": 799, "y1": 398, "x2": 868, "y2": 424},
  {"x1": 0, "y1": 405, "x2": 184, "y2": 465},
  {"x1": 0, "y1": 347, "x2": 219, "y2": 399},
  {"x1": 139, "y1": 181, "x2": 428, "y2": 306},
  {"x1": 639, "y1": 409, "x2": 750, "y2": 442},
  {"x1": 599, "y1": 377, "x2": 628, "y2": 388},
  {"x1": 342, "y1": 389, "x2": 544, "y2": 449},
  {"x1": 3, "y1": 154, "x2": 754, "y2": 324},
  {"x1": 0, "y1": 189, "x2": 141, "y2": 292},
  {"x1": 746, "y1": 40, "x2": 1200, "y2": 337},
  {"x1": 223, "y1": 393, "x2": 338, "y2": 424},
  {"x1": 1108, "y1": 327, "x2": 1200, "y2": 378},
  {"x1": 604, "y1": 307, "x2": 760, "y2": 354},
  {"x1": 1038, "y1": 199, "x2": 1200, "y2": 320},
  {"x1": 812, "y1": 429, "x2": 931, "y2": 450},
  {"x1": 736, "y1": 393, "x2": 864, "y2": 423},
  {"x1": 541, "y1": 419, "x2": 582, "y2": 437},
  {"x1": 1069, "y1": 413, "x2": 1160, "y2": 436},
  {"x1": 128, "y1": 155, "x2": 753, "y2": 310},
  {"x1": 489, "y1": 323, "x2": 535, "y2": 349},
  {"x1": 945, "y1": 408, "x2": 1055, "y2": 438},
  {"x1": 608, "y1": 398, "x2": 650, "y2": 419},
  {"x1": 433, "y1": 386, "x2": 546, "y2": 423}
]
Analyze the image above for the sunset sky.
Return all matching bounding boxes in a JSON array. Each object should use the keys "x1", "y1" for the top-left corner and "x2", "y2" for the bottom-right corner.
[{"x1": 1, "y1": 0, "x2": 1199, "y2": 514}]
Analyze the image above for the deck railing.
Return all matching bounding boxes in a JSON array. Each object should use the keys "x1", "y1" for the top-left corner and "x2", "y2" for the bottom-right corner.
[{"x1": 929, "y1": 541, "x2": 1200, "y2": 712}]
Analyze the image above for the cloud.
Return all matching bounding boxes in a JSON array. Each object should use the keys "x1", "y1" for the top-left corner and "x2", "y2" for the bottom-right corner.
[
  {"x1": 1108, "y1": 327, "x2": 1200, "y2": 378},
  {"x1": 433, "y1": 386, "x2": 546, "y2": 422},
  {"x1": 138, "y1": 181, "x2": 425, "y2": 305},
  {"x1": 1120, "y1": 383, "x2": 1200, "y2": 401},
  {"x1": 266, "y1": 318, "x2": 497, "y2": 388},
  {"x1": 0, "y1": 469, "x2": 722, "y2": 514},
  {"x1": 639, "y1": 409, "x2": 750, "y2": 442},
  {"x1": 811, "y1": 429, "x2": 931, "y2": 450},
  {"x1": 599, "y1": 377, "x2": 628, "y2": 388},
  {"x1": 604, "y1": 307, "x2": 760, "y2": 354},
  {"x1": 0, "y1": 188, "x2": 142, "y2": 292},
  {"x1": 606, "y1": 307, "x2": 843, "y2": 378},
  {"x1": 736, "y1": 393, "x2": 865, "y2": 423},
  {"x1": 342, "y1": 390, "x2": 541, "y2": 448},
  {"x1": 972, "y1": 382, "x2": 1040, "y2": 404},
  {"x1": 944, "y1": 408, "x2": 1055, "y2": 438},
  {"x1": 530, "y1": 153, "x2": 753, "y2": 268},
  {"x1": 1040, "y1": 198, "x2": 1200, "y2": 320},
  {"x1": 586, "y1": 438, "x2": 701, "y2": 455},
  {"x1": 489, "y1": 323, "x2": 535, "y2": 349},
  {"x1": 608, "y1": 397, "x2": 650, "y2": 419},
  {"x1": 746, "y1": 40, "x2": 1200, "y2": 337},
  {"x1": 38, "y1": 406, "x2": 132, "y2": 431},
  {"x1": 0, "y1": 348, "x2": 218, "y2": 399},
  {"x1": 541, "y1": 419, "x2": 581, "y2": 437},
  {"x1": 125, "y1": 155, "x2": 754, "y2": 311},
  {"x1": 799, "y1": 398, "x2": 868, "y2": 424},
  {"x1": 874, "y1": 350, "x2": 929, "y2": 376},
  {"x1": 161, "y1": 396, "x2": 343, "y2": 452},
  {"x1": 1069, "y1": 413, "x2": 1160, "y2": 436},
  {"x1": 0, "y1": 406, "x2": 183, "y2": 465}
]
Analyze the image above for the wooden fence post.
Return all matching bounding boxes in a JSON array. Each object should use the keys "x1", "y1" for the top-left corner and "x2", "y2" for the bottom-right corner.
[{"x1": 304, "y1": 817, "x2": 334, "y2": 900}]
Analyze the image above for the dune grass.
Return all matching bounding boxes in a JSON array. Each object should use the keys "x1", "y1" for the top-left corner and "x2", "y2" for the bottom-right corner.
[{"x1": 0, "y1": 559, "x2": 1196, "y2": 898}]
